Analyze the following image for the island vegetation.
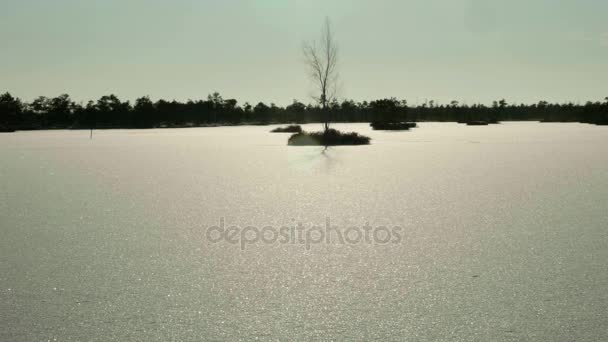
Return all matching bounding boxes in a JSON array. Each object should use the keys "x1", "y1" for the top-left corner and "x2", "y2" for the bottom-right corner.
[
  {"x1": 464, "y1": 121, "x2": 489, "y2": 126},
  {"x1": 370, "y1": 122, "x2": 417, "y2": 130},
  {"x1": 288, "y1": 128, "x2": 370, "y2": 146},
  {"x1": 270, "y1": 125, "x2": 303, "y2": 133},
  {"x1": 292, "y1": 18, "x2": 371, "y2": 146}
]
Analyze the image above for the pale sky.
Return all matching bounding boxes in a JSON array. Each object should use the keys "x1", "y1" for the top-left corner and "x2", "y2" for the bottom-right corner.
[{"x1": 1, "y1": 0, "x2": 607, "y2": 106}]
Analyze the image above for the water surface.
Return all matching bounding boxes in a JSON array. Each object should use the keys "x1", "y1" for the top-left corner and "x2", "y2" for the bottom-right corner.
[{"x1": 1, "y1": 123, "x2": 607, "y2": 341}]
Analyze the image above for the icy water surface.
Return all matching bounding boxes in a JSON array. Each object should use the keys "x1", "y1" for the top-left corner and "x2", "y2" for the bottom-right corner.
[{"x1": 1, "y1": 123, "x2": 607, "y2": 341}]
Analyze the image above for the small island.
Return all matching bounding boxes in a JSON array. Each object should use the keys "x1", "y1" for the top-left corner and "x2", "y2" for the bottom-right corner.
[
  {"x1": 289, "y1": 20, "x2": 371, "y2": 146},
  {"x1": 288, "y1": 128, "x2": 370, "y2": 146},
  {"x1": 370, "y1": 122, "x2": 417, "y2": 130},
  {"x1": 270, "y1": 125, "x2": 303, "y2": 133},
  {"x1": 465, "y1": 121, "x2": 489, "y2": 126}
]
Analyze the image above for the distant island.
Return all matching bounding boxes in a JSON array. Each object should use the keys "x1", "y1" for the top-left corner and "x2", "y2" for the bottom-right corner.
[
  {"x1": 270, "y1": 125, "x2": 303, "y2": 133},
  {"x1": 370, "y1": 121, "x2": 418, "y2": 130},
  {"x1": 1, "y1": 92, "x2": 607, "y2": 131}
]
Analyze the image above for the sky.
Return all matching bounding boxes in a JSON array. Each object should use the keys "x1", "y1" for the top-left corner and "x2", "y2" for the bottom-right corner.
[{"x1": 1, "y1": 0, "x2": 607, "y2": 106}]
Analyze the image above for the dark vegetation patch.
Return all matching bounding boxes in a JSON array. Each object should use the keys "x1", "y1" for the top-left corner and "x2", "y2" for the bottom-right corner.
[
  {"x1": 1, "y1": 92, "x2": 607, "y2": 131},
  {"x1": 465, "y1": 121, "x2": 489, "y2": 126},
  {"x1": 370, "y1": 122, "x2": 417, "y2": 130},
  {"x1": 271, "y1": 125, "x2": 303, "y2": 133},
  {"x1": 288, "y1": 129, "x2": 370, "y2": 146}
]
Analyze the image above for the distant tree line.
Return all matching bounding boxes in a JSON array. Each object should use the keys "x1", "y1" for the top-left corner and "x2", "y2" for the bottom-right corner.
[{"x1": 1, "y1": 92, "x2": 607, "y2": 130}]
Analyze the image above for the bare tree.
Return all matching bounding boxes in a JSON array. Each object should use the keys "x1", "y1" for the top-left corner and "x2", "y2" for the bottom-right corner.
[{"x1": 303, "y1": 17, "x2": 338, "y2": 132}]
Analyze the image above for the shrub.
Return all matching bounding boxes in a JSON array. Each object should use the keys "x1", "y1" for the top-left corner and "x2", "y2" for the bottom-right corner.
[
  {"x1": 370, "y1": 122, "x2": 417, "y2": 130},
  {"x1": 465, "y1": 121, "x2": 489, "y2": 126},
  {"x1": 270, "y1": 125, "x2": 303, "y2": 133},
  {"x1": 288, "y1": 128, "x2": 370, "y2": 146}
]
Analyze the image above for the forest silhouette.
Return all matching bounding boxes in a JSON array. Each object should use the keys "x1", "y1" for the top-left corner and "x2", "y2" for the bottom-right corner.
[{"x1": 1, "y1": 92, "x2": 607, "y2": 131}]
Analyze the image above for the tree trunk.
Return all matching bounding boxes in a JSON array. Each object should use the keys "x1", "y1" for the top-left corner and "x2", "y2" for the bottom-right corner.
[{"x1": 322, "y1": 95, "x2": 329, "y2": 133}]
